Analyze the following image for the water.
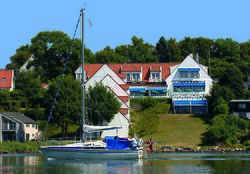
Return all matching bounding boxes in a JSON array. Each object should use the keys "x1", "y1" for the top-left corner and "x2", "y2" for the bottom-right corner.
[{"x1": 1, "y1": 152, "x2": 250, "y2": 174}]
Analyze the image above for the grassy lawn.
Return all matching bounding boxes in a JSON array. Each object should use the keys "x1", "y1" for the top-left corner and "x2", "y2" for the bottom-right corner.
[
  {"x1": 132, "y1": 111, "x2": 210, "y2": 148},
  {"x1": 153, "y1": 114, "x2": 209, "y2": 147}
]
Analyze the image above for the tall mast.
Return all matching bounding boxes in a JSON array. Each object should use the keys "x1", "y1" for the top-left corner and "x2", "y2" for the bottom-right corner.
[{"x1": 80, "y1": 9, "x2": 86, "y2": 142}]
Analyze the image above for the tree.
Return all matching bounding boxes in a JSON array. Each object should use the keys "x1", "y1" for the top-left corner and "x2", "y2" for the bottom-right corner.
[
  {"x1": 44, "y1": 75, "x2": 82, "y2": 136},
  {"x1": 179, "y1": 37, "x2": 196, "y2": 58},
  {"x1": 115, "y1": 45, "x2": 130, "y2": 63},
  {"x1": 6, "y1": 44, "x2": 32, "y2": 70},
  {"x1": 218, "y1": 63, "x2": 245, "y2": 99},
  {"x1": 0, "y1": 90, "x2": 11, "y2": 101},
  {"x1": 211, "y1": 38, "x2": 240, "y2": 60},
  {"x1": 128, "y1": 36, "x2": 158, "y2": 63},
  {"x1": 156, "y1": 36, "x2": 168, "y2": 62},
  {"x1": 15, "y1": 71, "x2": 43, "y2": 107},
  {"x1": 85, "y1": 83, "x2": 121, "y2": 125},
  {"x1": 29, "y1": 31, "x2": 81, "y2": 82},
  {"x1": 167, "y1": 38, "x2": 182, "y2": 62},
  {"x1": 95, "y1": 46, "x2": 124, "y2": 63}
]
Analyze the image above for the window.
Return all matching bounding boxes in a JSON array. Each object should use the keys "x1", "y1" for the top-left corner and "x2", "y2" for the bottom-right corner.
[
  {"x1": 2, "y1": 78, "x2": 6, "y2": 82},
  {"x1": 126, "y1": 73, "x2": 131, "y2": 82},
  {"x1": 132, "y1": 73, "x2": 140, "y2": 81},
  {"x1": 180, "y1": 71, "x2": 188, "y2": 78},
  {"x1": 26, "y1": 124, "x2": 30, "y2": 127},
  {"x1": 238, "y1": 103, "x2": 246, "y2": 109},
  {"x1": 151, "y1": 72, "x2": 160, "y2": 80}
]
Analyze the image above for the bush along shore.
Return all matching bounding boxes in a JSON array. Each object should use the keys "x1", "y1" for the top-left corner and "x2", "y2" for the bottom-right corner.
[
  {"x1": 0, "y1": 141, "x2": 250, "y2": 154},
  {"x1": 0, "y1": 141, "x2": 41, "y2": 154},
  {"x1": 149, "y1": 145, "x2": 250, "y2": 153}
]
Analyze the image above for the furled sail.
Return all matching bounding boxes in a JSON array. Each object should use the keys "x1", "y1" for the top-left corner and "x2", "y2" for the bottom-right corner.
[{"x1": 84, "y1": 125, "x2": 122, "y2": 133}]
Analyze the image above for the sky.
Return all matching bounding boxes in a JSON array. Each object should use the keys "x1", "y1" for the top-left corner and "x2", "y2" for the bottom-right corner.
[{"x1": 1, "y1": 0, "x2": 250, "y2": 68}]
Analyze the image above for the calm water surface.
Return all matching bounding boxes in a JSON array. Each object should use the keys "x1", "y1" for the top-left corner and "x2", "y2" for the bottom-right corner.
[{"x1": 0, "y1": 152, "x2": 250, "y2": 174}]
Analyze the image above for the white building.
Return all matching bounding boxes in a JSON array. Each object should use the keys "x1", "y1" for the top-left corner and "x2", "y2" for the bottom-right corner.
[
  {"x1": 166, "y1": 54, "x2": 213, "y2": 114},
  {"x1": 75, "y1": 64, "x2": 130, "y2": 138},
  {"x1": 75, "y1": 54, "x2": 213, "y2": 137}
]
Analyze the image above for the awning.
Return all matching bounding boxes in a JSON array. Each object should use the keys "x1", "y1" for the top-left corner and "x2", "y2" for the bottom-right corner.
[
  {"x1": 140, "y1": 90, "x2": 146, "y2": 93},
  {"x1": 178, "y1": 68, "x2": 200, "y2": 71},
  {"x1": 173, "y1": 100, "x2": 207, "y2": 106},
  {"x1": 173, "y1": 82, "x2": 205, "y2": 87},
  {"x1": 149, "y1": 87, "x2": 167, "y2": 92},
  {"x1": 151, "y1": 90, "x2": 158, "y2": 93},
  {"x1": 130, "y1": 87, "x2": 147, "y2": 92}
]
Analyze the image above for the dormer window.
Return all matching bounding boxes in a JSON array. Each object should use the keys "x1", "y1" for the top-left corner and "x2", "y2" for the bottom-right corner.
[
  {"x1": 126, "y1": 72, "x2": 140, "y2": 82},
  {"x1": 2, "y1": 78, "x2": 6, "y2": 82},
  {"x1": 151, "y1": 72, "x2": 160, "y2": 80}
]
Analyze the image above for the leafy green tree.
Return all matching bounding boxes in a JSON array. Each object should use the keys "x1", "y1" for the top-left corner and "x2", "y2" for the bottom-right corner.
[
  {"x1": 15, "y1": 71, "x2": 42, "y2": 107},
  {"x1": 95, "y1": 46, "x2": 124, "y2": 63},
  {"x1": 206, "y1": 115, "x2": 237, "y2": 145},
  {"x1": 29, "y1": 31, "x2": 81, "y2": 82},
  {"x1": 84, "y1": 47, "x2": 96, "y2": 63},
  {"x1": 115, "y1": 45, "x2": 130, "y2": 63},
  {"x1": 213, "y1": 103, "x2": 229, "y2": 115},
  {"x1": 194, "y1": 37, "x2": 213, "y2": 66},
  {"x1": 218, "y1": 63, "x2": 245, "y2": 99},
  {"x1": 128, "y1": 36, "x2": 158, "y2": 63},
  {"x1": 10, "y1": 89, "x2": 26, "y2": 100},
  {"x1": 156, "y1": 36, "x2": 168, "y2": 62},
  {"x1": 85, "y1": 83, "x2": 121, "y2": 125},
  {"x1": 211, "y1": 38, "x2": 240, "y2": 60},
  {"x1": 6, "y1": 45, "x2": 32, "y2": 70},
  {"x1": 167, "y1": 38, "x2": 182, "y2": 62},
  {"x1": 179, "y1": 37, "x2": 196, "y2": 58},
  {"x1": 44, "y1": 75, "x2": 82, "y2": 136},
  {"x1": 0, "y1": 90, "x2": 11, "y2": 101}
]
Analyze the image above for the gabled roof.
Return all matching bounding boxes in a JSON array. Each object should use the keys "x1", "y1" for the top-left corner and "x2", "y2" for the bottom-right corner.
[
  {"x1": 0, "y1": 70, "x2": 14, "y2": 89},
  {"x1": 0, "y1": 112, "x2": 37, "y2": 124}
]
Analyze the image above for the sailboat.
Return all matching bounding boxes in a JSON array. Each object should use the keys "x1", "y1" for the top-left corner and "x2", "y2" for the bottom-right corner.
[{"x1": 39, "y1": 9, "x2": 144, "y2": 160}]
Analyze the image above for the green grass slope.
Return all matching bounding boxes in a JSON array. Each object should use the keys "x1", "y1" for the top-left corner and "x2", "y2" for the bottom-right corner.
[
  {"x1": 154, "y1": 114, "x2": 209, "y2": 147},
  {"x1": 130, "y1": 101, "x2": 210, "y2": 148}
]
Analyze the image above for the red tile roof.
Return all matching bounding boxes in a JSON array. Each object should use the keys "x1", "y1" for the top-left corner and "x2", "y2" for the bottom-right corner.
[
  {"x1": 84, "y1": 63, "x2": 178, "y2": 82},
  {"x1": 151, "y1": 65, "x2": 161, "y2": 72},
  {"x1": 0, "y1": 70, "x2": 13, "y2": 89},
  {"x1": 120, "y1": 84, "x2": 129, "y2": 90},
  {"x1": 118, "y1": 96, "x2": 129, "y2": 102},
  {"x1": 121, "y1": 65, "x2": 141, "y2": 72},
  {"x1": 120, "y1": 108, "x2": 128, "y2": 115}
]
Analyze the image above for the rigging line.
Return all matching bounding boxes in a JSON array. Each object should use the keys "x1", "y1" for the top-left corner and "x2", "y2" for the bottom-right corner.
[{"x1": 40, "y1": 14, "x2": 81, "y2": 142}]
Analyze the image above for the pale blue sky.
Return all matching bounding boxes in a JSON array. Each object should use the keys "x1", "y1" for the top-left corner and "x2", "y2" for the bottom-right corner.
[{"x1": 1, "y1": 0, "x2": 250, "y2": 68}]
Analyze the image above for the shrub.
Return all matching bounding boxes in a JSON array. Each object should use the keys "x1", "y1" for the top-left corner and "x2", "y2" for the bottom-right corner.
[
  {"x1": 214, "y1": 103, "x2": 229, "y2": 115},
  {"x1": 139, "y1": 97, "x2": 157, "y2": 110},
  {"x1": 154, "y1": 103, "x2": 171, "y2": 114}
]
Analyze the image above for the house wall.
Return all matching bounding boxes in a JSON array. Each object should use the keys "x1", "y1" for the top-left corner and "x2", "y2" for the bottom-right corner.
[
  {"x1": 23, "y1": 123, "x2": 38, "y2": 141},
  {"x1": 101, "y1": 112, "x2": 129, "y2": 138}
]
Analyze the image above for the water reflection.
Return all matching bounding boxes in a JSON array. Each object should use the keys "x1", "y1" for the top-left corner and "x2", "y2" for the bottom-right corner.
[
  {"x1": 45, "y1": 159, "x2": 144, "y2": 174},
  {"x1": 1, "y1": 153, "x2": 250, "y2": 174}
]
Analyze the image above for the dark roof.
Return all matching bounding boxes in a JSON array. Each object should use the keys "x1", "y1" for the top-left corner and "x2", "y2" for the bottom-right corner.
[
  {"x1": 0, "y1": 112, "x2": 37, "y2": 124},
  {"x1": 231, "y1": 100, "x2": 250, "y2": 103}
]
